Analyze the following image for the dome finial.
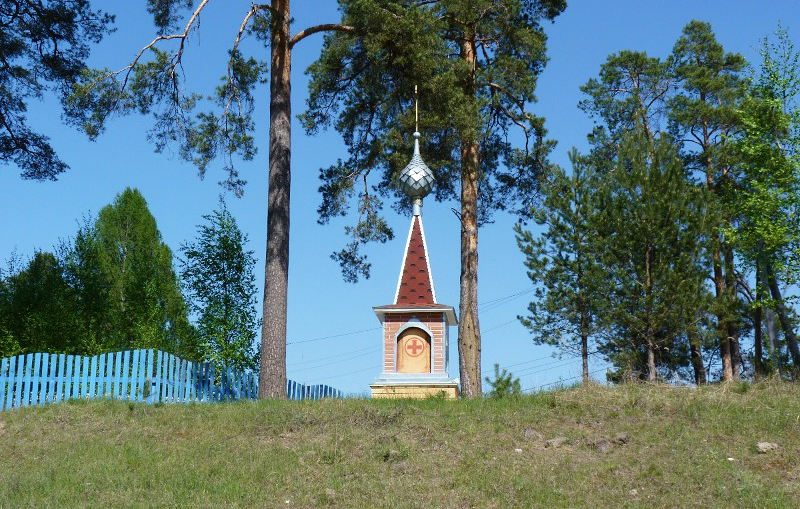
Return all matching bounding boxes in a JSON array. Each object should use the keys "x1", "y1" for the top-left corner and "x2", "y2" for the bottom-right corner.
[
  {"x1": 414, "y1": 84, "x2": 419, "y2": 134},
  {"x1": 397, "y1": 86, "x2": 434, "y2": 216}
]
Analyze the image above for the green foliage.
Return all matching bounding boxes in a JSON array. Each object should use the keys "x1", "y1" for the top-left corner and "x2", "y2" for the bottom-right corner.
[
  {"x1": 0, "y1": 251, "x2": 86, "y2": 356},
  {"x1": 84, "y1": 188, "x2": 198, "y2": 357},
  {"x1": 732, "y1": 27, "x2": 800, "y2": 284},
  {"x1": 484, "y1": 363, "x2": 521, "y2": 398},
  {"x1": 0, "y1": 0, "x2": 114, "y2": 179},
  {"x1": 180, "y1": 203, "x2": 260, "y2": 371},
  {"x1": 303, "y1": 0, "x2": 565, "y2": 280}
]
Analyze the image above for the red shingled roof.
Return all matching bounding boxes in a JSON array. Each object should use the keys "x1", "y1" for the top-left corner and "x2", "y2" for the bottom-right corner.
[{"x1": 395, "y1": 216, "x2": 435, "y2": 305}]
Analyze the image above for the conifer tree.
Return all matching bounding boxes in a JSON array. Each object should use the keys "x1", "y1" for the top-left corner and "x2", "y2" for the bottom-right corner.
[
  {"x1": 669, "y1": 21, "x2": 748, "y2": 380},
  {"x1": 596, "y1": 129, "x2": 708, "y2": 381},
  {"x1": 578, "y1": 47, "x2": 710, "y2": 382},
  {"x1": 0, "y1": 0, "x2": 113, "y2": 179},
  {"x1": 515, "y1": 150, "x2": 605, "y2": 384},
  {"x1": 304, "y1": 0, "x2": 566, "y2": 397}
]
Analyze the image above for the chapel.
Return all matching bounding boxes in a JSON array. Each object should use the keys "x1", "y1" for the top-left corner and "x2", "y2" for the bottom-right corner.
[{"x1": 370, "y1": 115, "x2": 459, "y2": 399}]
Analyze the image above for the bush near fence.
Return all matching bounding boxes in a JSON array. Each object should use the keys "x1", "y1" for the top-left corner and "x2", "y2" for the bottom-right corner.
[{"x1": 0, "y1": 350, "x2": 343, "y2": 411}]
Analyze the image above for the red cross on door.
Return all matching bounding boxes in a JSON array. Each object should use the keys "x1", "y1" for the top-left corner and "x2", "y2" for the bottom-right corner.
[{"x1": 405, "y1": 338, "x2": 424, "y2": 357}]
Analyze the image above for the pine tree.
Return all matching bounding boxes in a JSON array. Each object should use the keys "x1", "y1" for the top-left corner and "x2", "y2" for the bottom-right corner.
[
  {"x1": 515, "y1": 149, "x2": 605, "y2": 384},
  {"x1": 180, "y1": 204, "x2": 260, "y2": 371},
  {"x1": 669, "y1": 21, "x2": 748, "y2": 381},
  {"x1": 303, "y1": 0, "x2": 566, "y2": 397},
  {"x1": 595, "y1": 129, "x2": 709, "y2": 381}
]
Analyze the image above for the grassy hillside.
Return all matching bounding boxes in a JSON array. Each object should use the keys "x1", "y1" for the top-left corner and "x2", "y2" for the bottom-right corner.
[{"x1": 1, "y1": 382, "x2": 799, "y2": 508}]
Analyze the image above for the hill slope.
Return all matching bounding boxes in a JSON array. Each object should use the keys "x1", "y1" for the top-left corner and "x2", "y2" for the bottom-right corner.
[{"x1": 1, "y1": 382, "x2": 799, "y2": 508}]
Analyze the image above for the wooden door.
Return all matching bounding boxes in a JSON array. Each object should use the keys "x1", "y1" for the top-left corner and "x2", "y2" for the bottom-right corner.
[{"x1": 397, "y1": 328, "x2": 431, "y2": 373}]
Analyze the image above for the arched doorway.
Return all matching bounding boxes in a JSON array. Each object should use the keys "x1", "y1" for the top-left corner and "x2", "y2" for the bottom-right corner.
[{"x1": 397, "y1": 327, "x2": 431, "y2": 373}]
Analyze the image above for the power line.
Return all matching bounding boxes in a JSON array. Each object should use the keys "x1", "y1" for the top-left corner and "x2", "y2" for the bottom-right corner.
[
  {"x1": 481, "y1": 318, "x2": 519, "y2": 334},
  {"x1": 495, "y1": 350, "x2": 600, "y2": 378},
  {"x1": 479, "y1": 287, "x2": 534, "y2": 313},
  {"x1": 287, "y1": 326, "x2": 380, "y2": 346},
  {"x1": 288, "y1": 344, "x2": 378, "y2": 368},
  {"x1": 313, "y1": 365, "x2": 376, "y2": 381},
  {"x1": 524, "y1": 367, "x2": 607, "y2": 393},
  {"x1": 290, "y1": 347, "x2": 380, "y2": 373},
  {"x1": 513, "y1": 351, "x2": 601, "y2": 378}
]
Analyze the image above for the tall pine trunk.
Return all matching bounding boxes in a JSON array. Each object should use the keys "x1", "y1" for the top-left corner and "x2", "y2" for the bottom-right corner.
[
  {"x1": 689, "y1": 327, "x2": 706, "y2": 384},
  {"x1": 580, "y1": 308, "x2": 589, "y2": 384},
  {"x1": 712, "y1": 237, "x2": 733, "y2": 381},
  {"x1": 724, "y1": 244, "x2": 741, "y2": 378},
  {"x1": 259, "y1": 0, "x2": 291, "y2": 399},
  {"x1": 645, "y1": 247, "x2": 656, "y2": 382},
  {"x1": 457, "y1": 36, "x2": 481, "y2": 398}
]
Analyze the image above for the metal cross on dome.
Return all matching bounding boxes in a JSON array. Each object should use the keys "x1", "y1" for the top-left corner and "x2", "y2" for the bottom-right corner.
[{"x1": 397, "y1": 86, "x2": 435, "y2": 216}]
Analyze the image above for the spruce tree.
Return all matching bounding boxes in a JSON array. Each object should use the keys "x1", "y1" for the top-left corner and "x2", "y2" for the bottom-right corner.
[{"x1": 84, "y1": 188, "x2": 198, "y2": 358}]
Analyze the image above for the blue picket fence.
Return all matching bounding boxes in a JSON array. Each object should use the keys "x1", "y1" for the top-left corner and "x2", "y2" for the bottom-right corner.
[{"x1": 0, "y1": 350, "x2": 343, "y2": 411}]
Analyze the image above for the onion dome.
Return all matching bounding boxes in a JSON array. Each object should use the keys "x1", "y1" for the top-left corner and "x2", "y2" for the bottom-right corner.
[{"x1": 397, "y1": 132, "x2": 435, "y2": 215}]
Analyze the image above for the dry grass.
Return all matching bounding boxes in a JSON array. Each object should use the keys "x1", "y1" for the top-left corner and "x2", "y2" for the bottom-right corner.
[{"x1": 1, "y1": 381, "x2": 799, "y2": 508}]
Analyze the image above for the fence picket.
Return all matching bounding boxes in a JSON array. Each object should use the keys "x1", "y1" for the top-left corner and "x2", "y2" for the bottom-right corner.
[
  {"x1": 100, "y1": 354, "x2": 109, "y2": 399},
  {"x1": 128, "y1": 350, "x2": 143, "y2": 401},
  {"x1": 0, "y1": 357, "x2": 8, "y2": 410},
  {"x1": 128, "y1": 350, "x2": 137, "y2": 402},
  {"x1": 181, "y1": 360, "x2": 192, "y2": 403},
  {"x1": 143, "y1": 350, "x2": 152, "y2": 403},
  {"x1": 113, "y1": 352, "x2": 122, "y2": 399},
  {"x1": 66, "y1": 355, "x2": 75, "y2": 401},
  {"x1": 106, "y1": 352, "x2": 114, "y2": 398},
  {"x1": 179, "y1": 358, "x2": 187, "y2": 403},
  {"x1": 55, "y1": 354, "x2": 65, "y2": 403},
  {"x1": 208, "y1": 363, "x2": 217, "y2": 401},
  {"x1": 31, "y1": 353, "x2": 43, "y2": 406},
  {"x1": 154, "y1": 350, "x2": 163, "y2": 403},
  {"x1": 44, "y1": 353, "x2": 54, "y2": 404},
  {"x1": 206, "y1": 362, "x2": 213, "y2": 402}
]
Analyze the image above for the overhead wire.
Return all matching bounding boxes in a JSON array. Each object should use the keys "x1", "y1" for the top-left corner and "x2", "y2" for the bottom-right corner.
[
  {"x1": 290, "y1": 347, "x2": 381, "y2": 373},
  {"x1": 288, "y1": 344, "x2": 379, "y2": 368},
  {"x1": 523, "y1": 367, "x2": 607, "y2": 393}
]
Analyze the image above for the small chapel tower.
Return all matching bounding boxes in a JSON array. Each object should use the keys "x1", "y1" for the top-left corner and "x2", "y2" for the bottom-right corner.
[{"x1": 370, "y1": 93, "x2": 459, "y2": 399}]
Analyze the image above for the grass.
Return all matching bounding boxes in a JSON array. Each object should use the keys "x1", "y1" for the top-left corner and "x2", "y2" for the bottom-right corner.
[{"x1": 1, "y1": 381, "x2": 799, "y2": 508}]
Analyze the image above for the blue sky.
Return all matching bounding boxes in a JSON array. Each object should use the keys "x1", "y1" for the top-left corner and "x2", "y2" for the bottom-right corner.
[{"x1": 2, "y1": 1, "x2": 798, "y2": 394}]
